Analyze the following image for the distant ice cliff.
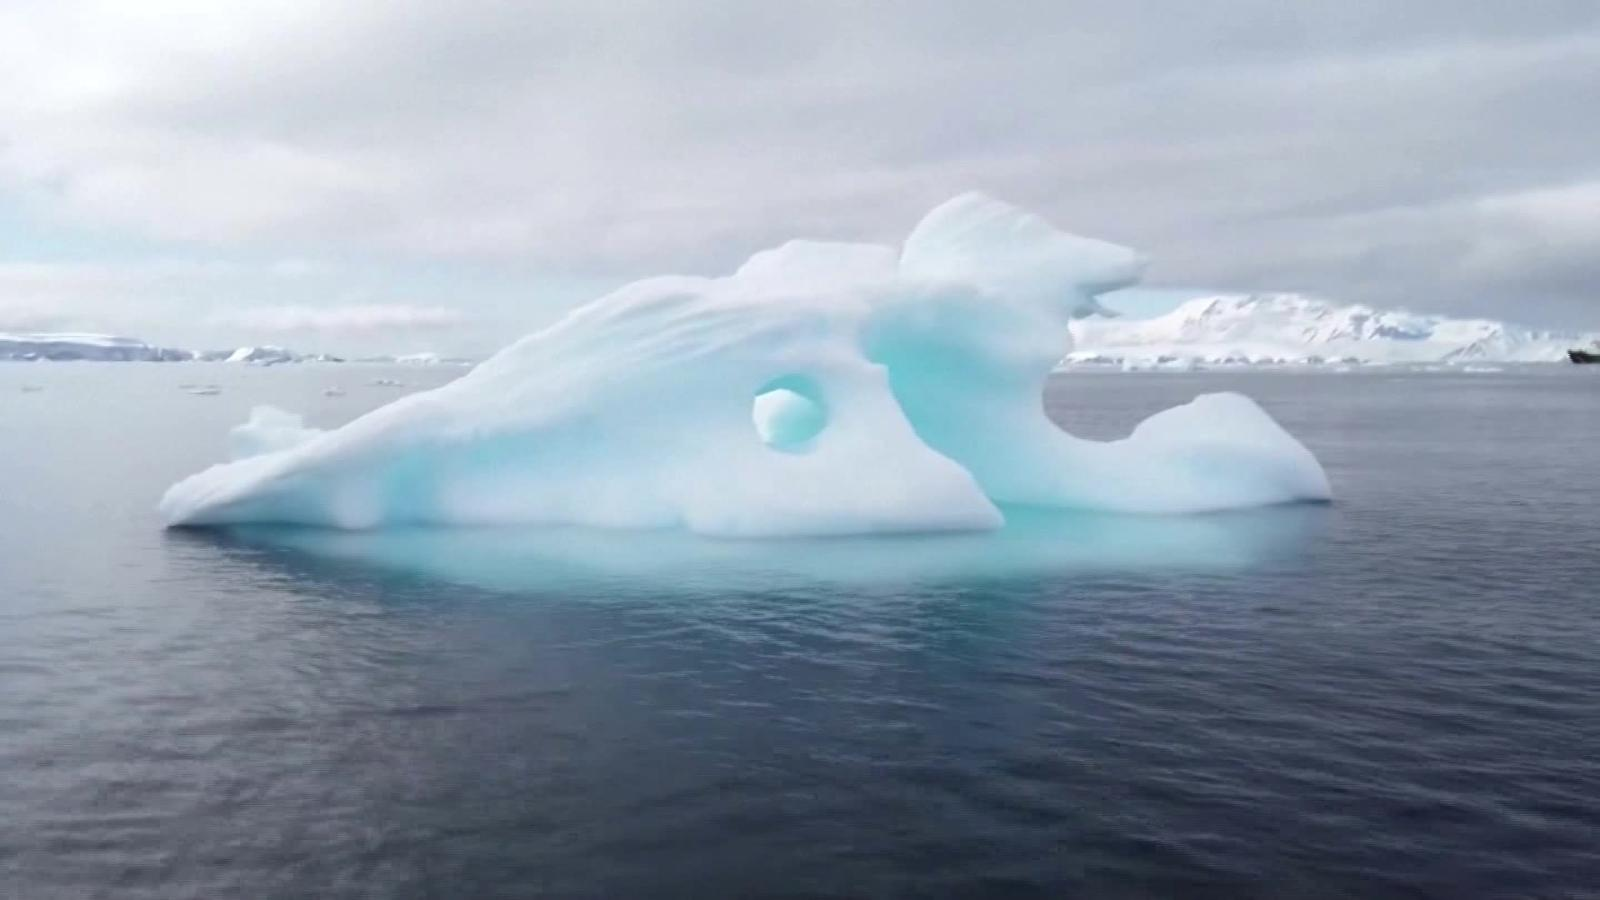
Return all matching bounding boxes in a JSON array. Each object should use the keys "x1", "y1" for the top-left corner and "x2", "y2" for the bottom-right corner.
[{"x1": 0, "y1": 333, "x2": 193, "y2": 362}]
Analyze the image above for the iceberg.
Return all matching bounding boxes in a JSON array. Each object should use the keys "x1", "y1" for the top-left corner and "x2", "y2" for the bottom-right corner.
[{"x1": 161, "y1": 193, "x2": 1330, "y2": 536}]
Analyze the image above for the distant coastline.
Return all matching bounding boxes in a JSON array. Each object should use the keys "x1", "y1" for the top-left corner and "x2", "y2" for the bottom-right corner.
[{"x1": 0, "y1": 333, "x2": 475, "y2": 366}]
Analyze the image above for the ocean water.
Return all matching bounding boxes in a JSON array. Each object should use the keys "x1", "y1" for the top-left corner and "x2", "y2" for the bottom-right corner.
[{"x1": 1, "y1": 363, "x2": 1597, "y2": 898}]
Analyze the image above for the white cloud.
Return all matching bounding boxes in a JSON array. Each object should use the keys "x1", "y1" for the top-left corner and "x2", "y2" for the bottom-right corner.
[
  {"x1": 0, "y1": 259, "x2": 238, "y2": 335},
  {"x1": 209, "y1": 303, "x2": 466, "y2": 335},
  {"x1": 0, "y1": 259, "x2": 483, "y2": 350},
  {"x1": 0, "y1": 297, "x2": 72, "y2": 332},
  {"x1": 1476, "y1": 180, "x2": 1600, "y2": 240}
]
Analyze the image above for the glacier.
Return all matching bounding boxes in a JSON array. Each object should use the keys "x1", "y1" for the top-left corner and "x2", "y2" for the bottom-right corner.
[
  {"x1": 1066, "y1": 293, "x2": 1600, "y2": 367},
  {"x1": 161, "y1": 193, "x2": 1331, "y2": 536},
  {"x1": 0, "y1": 332, "x2": 193, "y2": 362}
]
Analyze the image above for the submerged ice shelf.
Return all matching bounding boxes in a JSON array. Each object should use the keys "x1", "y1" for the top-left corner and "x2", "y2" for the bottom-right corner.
[
  {"x1": 200, "y1": 505, "x2": 1329, "y2": 594},
  {"x1": 161, "y1": 194, "x2": 1331, "y2": 536}
]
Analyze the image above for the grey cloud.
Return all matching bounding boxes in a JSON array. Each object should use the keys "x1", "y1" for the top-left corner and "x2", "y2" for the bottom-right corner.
[
  {"x1": 0, "y1": 298, "x2": 72, "y2": 332},
  {"x1": 2, "y1": 0, "x2": 1597, "y2": 328}
]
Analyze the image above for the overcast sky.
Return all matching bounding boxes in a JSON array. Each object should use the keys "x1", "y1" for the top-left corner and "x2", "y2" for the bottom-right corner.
[{"x1": 2, "y1": 1, "x2": 1597, "y2": 353}]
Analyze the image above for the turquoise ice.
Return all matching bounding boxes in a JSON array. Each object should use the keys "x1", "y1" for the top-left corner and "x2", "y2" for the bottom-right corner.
[{"x1": 161, "y1": 194, "x2": 1330, "y2": 535}]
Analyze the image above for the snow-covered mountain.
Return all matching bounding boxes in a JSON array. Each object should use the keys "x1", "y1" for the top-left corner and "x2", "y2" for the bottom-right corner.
[
  {"x1": 1067, "y1": 294, "x2": 1599, "y2": 366},
  {"x1": 0, "y1": 333, "x2": 194, "y2": 362}
]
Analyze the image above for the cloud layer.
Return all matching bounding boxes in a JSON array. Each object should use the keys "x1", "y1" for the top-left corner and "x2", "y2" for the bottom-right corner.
[
  {"x1": 209, "y1": 304, "x2": 466, "y2": 335},
  {"x1": 1, "y1": 0, "x2": 1597, "y2": 331}
]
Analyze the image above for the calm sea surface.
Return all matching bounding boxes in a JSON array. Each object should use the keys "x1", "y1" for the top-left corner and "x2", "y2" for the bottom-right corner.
[{"x1": 1, "y1": 364, "x2": 1597, "y2": 899}]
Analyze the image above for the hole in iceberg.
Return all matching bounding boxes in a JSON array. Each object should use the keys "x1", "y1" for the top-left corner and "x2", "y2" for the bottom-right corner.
[{"x1": 752, "y1": 374, "x2": 828, "y2": 453}]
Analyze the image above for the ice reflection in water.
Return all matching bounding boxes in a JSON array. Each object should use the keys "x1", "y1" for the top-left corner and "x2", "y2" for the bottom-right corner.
[{"x1": 177, "y1": 504, "x2": 1328, "y2": 598}]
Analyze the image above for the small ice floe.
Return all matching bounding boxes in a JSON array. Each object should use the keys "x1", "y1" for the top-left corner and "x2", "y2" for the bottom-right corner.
[
  {"x1": 229, "y1": 406, "x2": 323, "y2": 459},
  {"x1": 322, "y1": 387, "x2": 347, "y2": 397},
  {"x1": 1461, "y1": 365, "x2": 1504, "y2": 374},
  {"x1": 368, "y1": 378, "x2": 405, "y2": 387},
  {"x1": 182, "y1": 384, "x2": 222, "y2": 396},
  {"x1": 20, "y1": 384, "x2": 44, "y2": 393}
]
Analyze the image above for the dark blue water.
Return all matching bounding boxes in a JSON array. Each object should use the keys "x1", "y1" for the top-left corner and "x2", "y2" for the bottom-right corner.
[{"x1": 2, "y1": 364, "x2": 1598, "y2": 898}]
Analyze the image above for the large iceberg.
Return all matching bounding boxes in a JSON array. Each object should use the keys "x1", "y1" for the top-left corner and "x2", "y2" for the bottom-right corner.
[{"x1": 161, "y1": 194, "x2": 1330, "y2": 536}]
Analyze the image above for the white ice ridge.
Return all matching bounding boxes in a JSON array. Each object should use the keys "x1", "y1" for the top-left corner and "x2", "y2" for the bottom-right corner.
[{"x1": 161, "y1": 193, "x2": 1331, "y2": 535}]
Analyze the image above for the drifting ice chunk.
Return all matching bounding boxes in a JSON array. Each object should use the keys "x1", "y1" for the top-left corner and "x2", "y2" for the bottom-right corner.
[
  {"x1": 230, "y1": 406, "x2": 324, "y2": 460},
  {"x1": 161, "y1": 194, "x2": 1330, "y2": 535}
]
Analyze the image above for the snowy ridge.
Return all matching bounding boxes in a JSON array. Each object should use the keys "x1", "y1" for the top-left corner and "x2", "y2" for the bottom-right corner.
[{"x1": 1066, "y1": 294, "x2": 1599, "y2": 366}]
